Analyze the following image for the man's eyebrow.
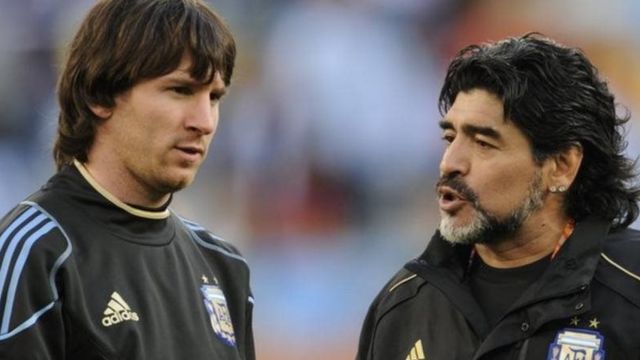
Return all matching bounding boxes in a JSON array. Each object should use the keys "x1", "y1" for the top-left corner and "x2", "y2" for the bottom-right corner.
[
  {"x1": 439, "y1": 120, "x2": 453, "y2": 130},
  {"x1": 438, "y1": 119, "x2": 502, "y2": 140},
  {"x1": 462, "y1": 123, "x2": 502, "y2": 140},
  {"x1": 163, "y1": 70, "x2": 194, "y2": 81},
  {"x1": 163, "y1": 71, "x2": 213, "y2": 84}
]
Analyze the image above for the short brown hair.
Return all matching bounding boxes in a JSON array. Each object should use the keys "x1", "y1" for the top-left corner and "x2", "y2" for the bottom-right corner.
[{"x1": 54, "y1": 0, "x2": 236, "y2": 169}]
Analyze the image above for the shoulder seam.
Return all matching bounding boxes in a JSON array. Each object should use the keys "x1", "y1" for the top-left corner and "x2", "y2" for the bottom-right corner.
[
  {"x1": 388, "y1": 274, "x2": 417, "y2": 293},
  {"x1": 601, "y1": 252, "x2": 640, "y2": 283},
  {"x1": 177, "y1": 217, "x2": 247, "y2": 265},
  {"x1": 177, "y1": 216, "x2": 227, "y2": 243}
]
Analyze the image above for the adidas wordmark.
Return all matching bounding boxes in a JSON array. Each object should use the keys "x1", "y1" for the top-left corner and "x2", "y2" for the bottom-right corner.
[{"x1": 102, "y1": 291, "x2": 140, "y2": 327}]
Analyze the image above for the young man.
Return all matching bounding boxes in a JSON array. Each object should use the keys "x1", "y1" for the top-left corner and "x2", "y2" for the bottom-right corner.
[
  {"x1": 357, "y1": 34, "x2": 640, "y2": 359},
  {"x1": 0, "y1": 1, "x2": 254, "y2": 359}
]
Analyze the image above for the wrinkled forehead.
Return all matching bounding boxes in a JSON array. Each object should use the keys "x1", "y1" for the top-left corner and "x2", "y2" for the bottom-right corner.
[{"x1": 443, "y1": 89, "x2": 506, "y2": 127}]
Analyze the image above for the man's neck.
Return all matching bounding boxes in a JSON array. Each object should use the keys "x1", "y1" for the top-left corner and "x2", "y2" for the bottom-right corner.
[
  {"x1": 80, "y1": 159, "x2": 170, "y2": 209},
  {"x1": 473, "y1": 212, "x2": 571, "y2": 269}
]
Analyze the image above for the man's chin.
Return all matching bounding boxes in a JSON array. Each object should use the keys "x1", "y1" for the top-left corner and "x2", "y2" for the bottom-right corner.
[
  {"x1": 438, "y1": 214, "x2": 486, "y2": 245},
  {"x1": 156, "y1": 173, "x2": 195, "y2": 194}
]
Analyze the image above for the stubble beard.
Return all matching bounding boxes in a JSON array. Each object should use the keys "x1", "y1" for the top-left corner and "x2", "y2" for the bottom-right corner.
[
  {"x1": 152, "y1": 165, "x2": 199, "y2": 195},
  {"x1": 438, "y1": 172, "x2": 545, "y2": 246},
  {"x1": 130, "y1": 158, "x2": 200, "y2": 201}
]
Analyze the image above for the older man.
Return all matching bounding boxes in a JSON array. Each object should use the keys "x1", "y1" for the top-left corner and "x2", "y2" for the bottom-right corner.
[{"x1": 357, "y1": 34, "x2": 640, "y2": 360}]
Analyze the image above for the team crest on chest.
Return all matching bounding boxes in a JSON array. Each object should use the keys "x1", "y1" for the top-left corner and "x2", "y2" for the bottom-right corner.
[
  {"x1": 547, "y1": 328, "x2": 605, "y2": 360},
  {"x1": 200, "y1": 284, "x2": 236, "y2": 346}
]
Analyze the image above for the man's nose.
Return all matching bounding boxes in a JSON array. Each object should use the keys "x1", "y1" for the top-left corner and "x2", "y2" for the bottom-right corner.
[
  {"x1": 187, "y1": 95, "x2": 216, "y2": 135},
  {"x1": 439, "y1": 139, "x2": 470, "y2": 178}
]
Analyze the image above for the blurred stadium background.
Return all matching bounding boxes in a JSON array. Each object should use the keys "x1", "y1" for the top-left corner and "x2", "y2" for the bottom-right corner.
[{"x1": 1, "y1": 0, "x2": 639, "y2": 359}]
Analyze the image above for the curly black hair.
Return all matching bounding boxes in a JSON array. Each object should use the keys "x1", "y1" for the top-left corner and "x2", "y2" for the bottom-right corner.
[{"x1": 439, "y1": 33, "x2": 640, "y2": 229}]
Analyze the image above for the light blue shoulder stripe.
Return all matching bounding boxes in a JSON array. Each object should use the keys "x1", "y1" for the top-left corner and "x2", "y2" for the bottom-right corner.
[
  {"x1": 0, "y1": 214, "x2": 48, "y2": 307},
  {"x1": 1, "y1": 222, "x2": 56, "y2": 333},
  {"x1": 0, "y1": 202, "x2": 72, "y2": 340},
  {"x1": 0, "y1": 208, "x2": 38, "y2": 249},
  {"x1": 178, "y1": 216, "x2": 230, "y2": 243},
  {"x1": 22, "y1": 202, "x2": 74, "y2": 303},
  {"x1": 180, "y1": 218, "x2": 203, "y2": 230},
  {"x1": 178, "y1": 217, "x2": 248, "y2": 265}
]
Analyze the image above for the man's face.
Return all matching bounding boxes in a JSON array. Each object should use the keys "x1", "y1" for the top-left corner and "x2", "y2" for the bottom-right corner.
[
  {"x1": 92, "y1": 56, "x2": 226, "y2": 198},
  {"x1": 437, "y1": 89, "x2": 546, "y2": 245}
]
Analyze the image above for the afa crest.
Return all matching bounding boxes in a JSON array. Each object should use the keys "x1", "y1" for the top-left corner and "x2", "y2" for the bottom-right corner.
[
  {"x1": 547, "y1": 328, "x2": 605, "y2": 360},
  {"x1": 200, "y1": 284, "x2": 236, "y2": 346}
]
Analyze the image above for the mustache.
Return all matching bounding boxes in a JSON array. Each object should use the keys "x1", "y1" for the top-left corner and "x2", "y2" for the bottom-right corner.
[{"x1": 436, "y1": 175, "x2": 479, "y2": 203}]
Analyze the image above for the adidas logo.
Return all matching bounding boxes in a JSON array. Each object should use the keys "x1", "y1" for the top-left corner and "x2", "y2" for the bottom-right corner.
[
  {"x1": 101, "y1": 291, "x2": 140, "y2": 327},
  {"x1": 405, "y1": 339, "x2": 426, "y2": 360}
]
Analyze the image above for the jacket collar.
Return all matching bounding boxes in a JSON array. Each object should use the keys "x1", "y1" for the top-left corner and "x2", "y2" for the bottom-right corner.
[{"x1": 524, "y1": 217, "x2": 609, "y2": 304}]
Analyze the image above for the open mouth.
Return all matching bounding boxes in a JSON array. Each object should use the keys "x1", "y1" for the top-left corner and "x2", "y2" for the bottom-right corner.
[
  {"x1": 438, "y1": 186, "x2": 468, "y2": 212},
  {"x1": 441, "y1": 191, "x2": 456, "y2": 202},
  {"x1": 439, "y1": 186, "x2": 464, "y2": 202}
]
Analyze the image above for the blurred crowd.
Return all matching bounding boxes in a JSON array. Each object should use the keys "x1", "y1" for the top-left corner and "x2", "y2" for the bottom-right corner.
[{"x1": 1, "y1": 0, "x2": 639, "y2": 358}]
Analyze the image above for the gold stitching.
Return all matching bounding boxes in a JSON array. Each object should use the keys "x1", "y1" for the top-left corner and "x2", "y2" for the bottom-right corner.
[
  {"x1": 601, "y1": 253, "x2": 640, "y2": 282},
  {"x1": 388, "y1": 274, "x2": 418, "y2": 293}
]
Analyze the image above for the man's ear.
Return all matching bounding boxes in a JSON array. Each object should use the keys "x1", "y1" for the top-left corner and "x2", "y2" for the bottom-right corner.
[
  {"x1": 546, "y1": 143, "x2": 584, "y2": 192},
  {"x1": 89, "y1": 104, "x2": 113, "y2": 119}
]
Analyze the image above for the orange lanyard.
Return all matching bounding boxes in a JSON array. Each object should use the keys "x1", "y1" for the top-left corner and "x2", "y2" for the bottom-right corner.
[
  {"x1": 466, "y1": 218, "x2": 576, "y2": 271},
  {"x1": 550, "y1": 219, "x2": 575, "y2": 260}
]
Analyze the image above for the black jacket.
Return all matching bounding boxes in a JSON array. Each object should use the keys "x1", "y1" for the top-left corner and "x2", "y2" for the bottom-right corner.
[
  {"x1": 357, "y1": 219, "x2": 640, "y2": 359},
  {"x1": 0, "y1": 164, "x2": 255, "y2": 359}
]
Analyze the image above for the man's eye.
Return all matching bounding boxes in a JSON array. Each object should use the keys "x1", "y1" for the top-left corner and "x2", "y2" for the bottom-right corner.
[
  {"x1": 441, "y1": 134, "x2": 454, "y2": 144},
  {"x1": 476, "y1": 139, "x2": 492, "y2": 148},
  {"x1": 172, "y1": 86, "x2": 193, "y2": 95}
]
